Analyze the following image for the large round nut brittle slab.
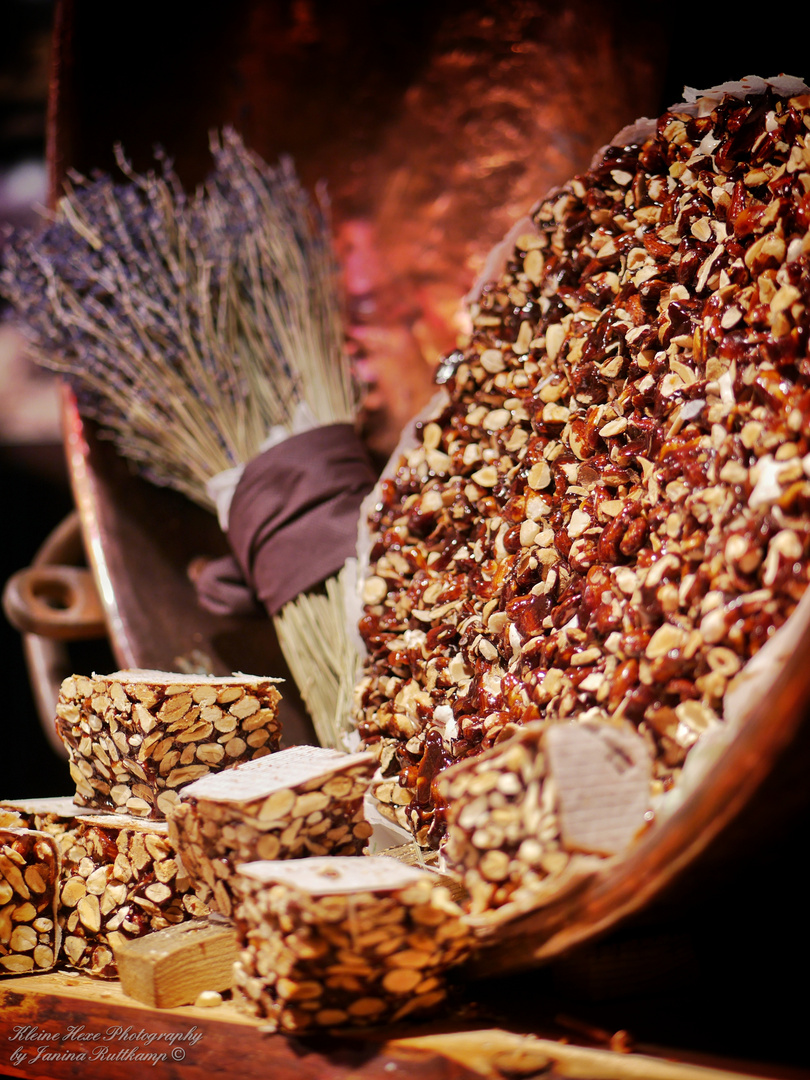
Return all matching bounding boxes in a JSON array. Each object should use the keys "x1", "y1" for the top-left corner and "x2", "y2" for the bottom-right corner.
[
  {"x1": 354, "y1": 76, "x2": 810, "y2": 847},
  {"x1": 56, "y1": 671, "x2": 283, "y2": 819}
]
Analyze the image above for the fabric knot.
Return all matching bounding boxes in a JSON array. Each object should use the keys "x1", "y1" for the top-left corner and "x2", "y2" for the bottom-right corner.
[{"x1": 194, "y1": 424, "x2": 376, "y2": 617}]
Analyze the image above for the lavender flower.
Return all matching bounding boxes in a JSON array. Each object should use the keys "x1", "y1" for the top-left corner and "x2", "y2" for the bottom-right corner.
[{"x1": 0, "y1": 129, "x2": 357, "y2": 510}]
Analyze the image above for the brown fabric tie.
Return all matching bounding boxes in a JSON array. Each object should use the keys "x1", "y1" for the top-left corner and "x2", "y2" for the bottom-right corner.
[{"x1": 195, "y1": 424, "x2": 376, "y2": 617}]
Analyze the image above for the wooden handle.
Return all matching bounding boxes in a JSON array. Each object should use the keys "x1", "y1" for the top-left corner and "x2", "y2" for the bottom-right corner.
[{"x1": 3, "y1": 563, "x2": 106, "y2": 640}]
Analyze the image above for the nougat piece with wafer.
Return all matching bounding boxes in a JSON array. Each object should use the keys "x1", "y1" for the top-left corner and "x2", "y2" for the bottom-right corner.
[
  {"x1": 0, "y1": 796, "x2": 99, "y2": 839},
  {"x1": 56, "y1": 670, "x2": 283, "y2": 819},
  {"x1": 437, "y1": 719, "x2": 652, "y2": 917},
  {"x1": 58, "y1": 813, "x2": 209, "y2": 977},
  {"x1": 0, "y1": 827, "x2": 61, "y2": 975},
  {"x1": 167, "y1": 745, "x2": 376, "y2": 916},
  {"x1": 233, "y1": 855, "x2": 472, "y2": 1030}
]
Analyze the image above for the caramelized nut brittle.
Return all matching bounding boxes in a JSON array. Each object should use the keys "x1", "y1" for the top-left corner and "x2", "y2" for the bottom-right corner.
[
  {"x1": 0, "y1": 828, "x2": 61, "y2": 975},
  {"x1": 354, "y1": 77, "x2": 810, "y2": 846},
  {"x1": 58, "y1": 814, "x2": 209, "y2": 978},
  {"x1": 167, "y1": 746, "x2": 376, "y2": 917}
]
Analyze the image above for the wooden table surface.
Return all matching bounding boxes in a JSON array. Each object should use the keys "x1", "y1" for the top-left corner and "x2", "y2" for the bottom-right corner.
[{"x1": 1, "y1": 967, "x2": 806, "y2": 1080}]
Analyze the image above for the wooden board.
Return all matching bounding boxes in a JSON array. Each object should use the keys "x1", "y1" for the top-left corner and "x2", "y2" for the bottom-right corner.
[
  {"x1": 0, "y1": 971, "x2": 468, "y2": 1080},
  {"x1": 0, "y1": 970, "x2": 805, "y2": 1080}
]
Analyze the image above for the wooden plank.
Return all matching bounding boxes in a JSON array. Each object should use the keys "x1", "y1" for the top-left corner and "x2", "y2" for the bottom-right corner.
[
  {"x1": 0, "y1": 971, "x2": 800, "y2": 1080},
  {"x1": 389, "y1": 1031, "x2": 792, "y2": 1080},
  {"x1": 113, "y1": 920, "x2": 239, "y2": 1010},
  {"x1": 0, "y1": 972, "x2": 477, "y2": 1080}
]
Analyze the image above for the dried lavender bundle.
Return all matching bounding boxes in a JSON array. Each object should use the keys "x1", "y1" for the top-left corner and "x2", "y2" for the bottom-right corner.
[
  {"x1": 0, "y1": 130, "x2": 370, "y2": 749},
  {"x1": 1, "y1": 130, "x2": 355, "y2": 507}
]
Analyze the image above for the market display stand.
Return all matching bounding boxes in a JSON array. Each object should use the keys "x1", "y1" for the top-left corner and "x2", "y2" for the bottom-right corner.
[
  {"x1": 1, "y1": 969, "x2": 800, "y2": 1080},
  {"x1": 5, "y1": 7, "x2": 802, "y2": 1080}
]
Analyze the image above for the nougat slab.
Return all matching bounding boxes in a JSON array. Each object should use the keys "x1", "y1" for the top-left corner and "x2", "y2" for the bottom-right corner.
[
  {"x1": 437, "y1": 720, "x2": 651, "y2": 917},
  {"x1": 0, "y1": 827, "x2": 61, "y2": 975},
  {"x1": 233, "y1": 855, "x2": 472, "y2": 1030},
  {"x1": 167, "y1": 745, "x2": 376, "y2": 916},
  {"x1": 58, "y1": 813, "x2": 209, "y2": 977},
  {"x1": 56, "y1": 670, "x2": 283, "y2": 819}
]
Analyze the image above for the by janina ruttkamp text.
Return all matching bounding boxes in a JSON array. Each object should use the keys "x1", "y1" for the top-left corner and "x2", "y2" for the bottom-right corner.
[{"x1": 5, "y1": 1023, "x2": 203, "y2": 1067}]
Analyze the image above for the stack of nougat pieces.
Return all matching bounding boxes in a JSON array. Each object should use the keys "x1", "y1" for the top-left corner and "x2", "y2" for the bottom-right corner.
[
  {"x1": 2, "y1": 669, "x2": 468, "y2": 1028},
  {"x1": 1, "y1": 670, "x2": 283, "y2": 977}
]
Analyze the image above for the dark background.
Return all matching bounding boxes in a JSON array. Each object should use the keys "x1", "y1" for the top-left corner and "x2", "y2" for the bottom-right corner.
[{"x1": 1, "y1": 0, "x2": 75, "y2": 798}]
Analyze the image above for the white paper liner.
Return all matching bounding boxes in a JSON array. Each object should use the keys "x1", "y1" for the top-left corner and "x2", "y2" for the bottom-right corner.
[
  {"x1": 236, "y1": 853, "x2": 429, "y2": 894},
  {"x1": 363, "y1": 790, "x2": 416, "y2": 853},
  {"x1": 546, "y1": 722, "x2": 653, "y2": 857},
  {"x1": 179, "y1": 744, "x2": 374, "y2": 803},
  {"x1": 0, "y1": 796, "x2": 97, "y2": 819},
  {"x1": 96, "y1": 669, "x2": 282, "y2": 686},
  {"x1": 75, "y1": 814, "x2": 171, "y2": 831}
]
